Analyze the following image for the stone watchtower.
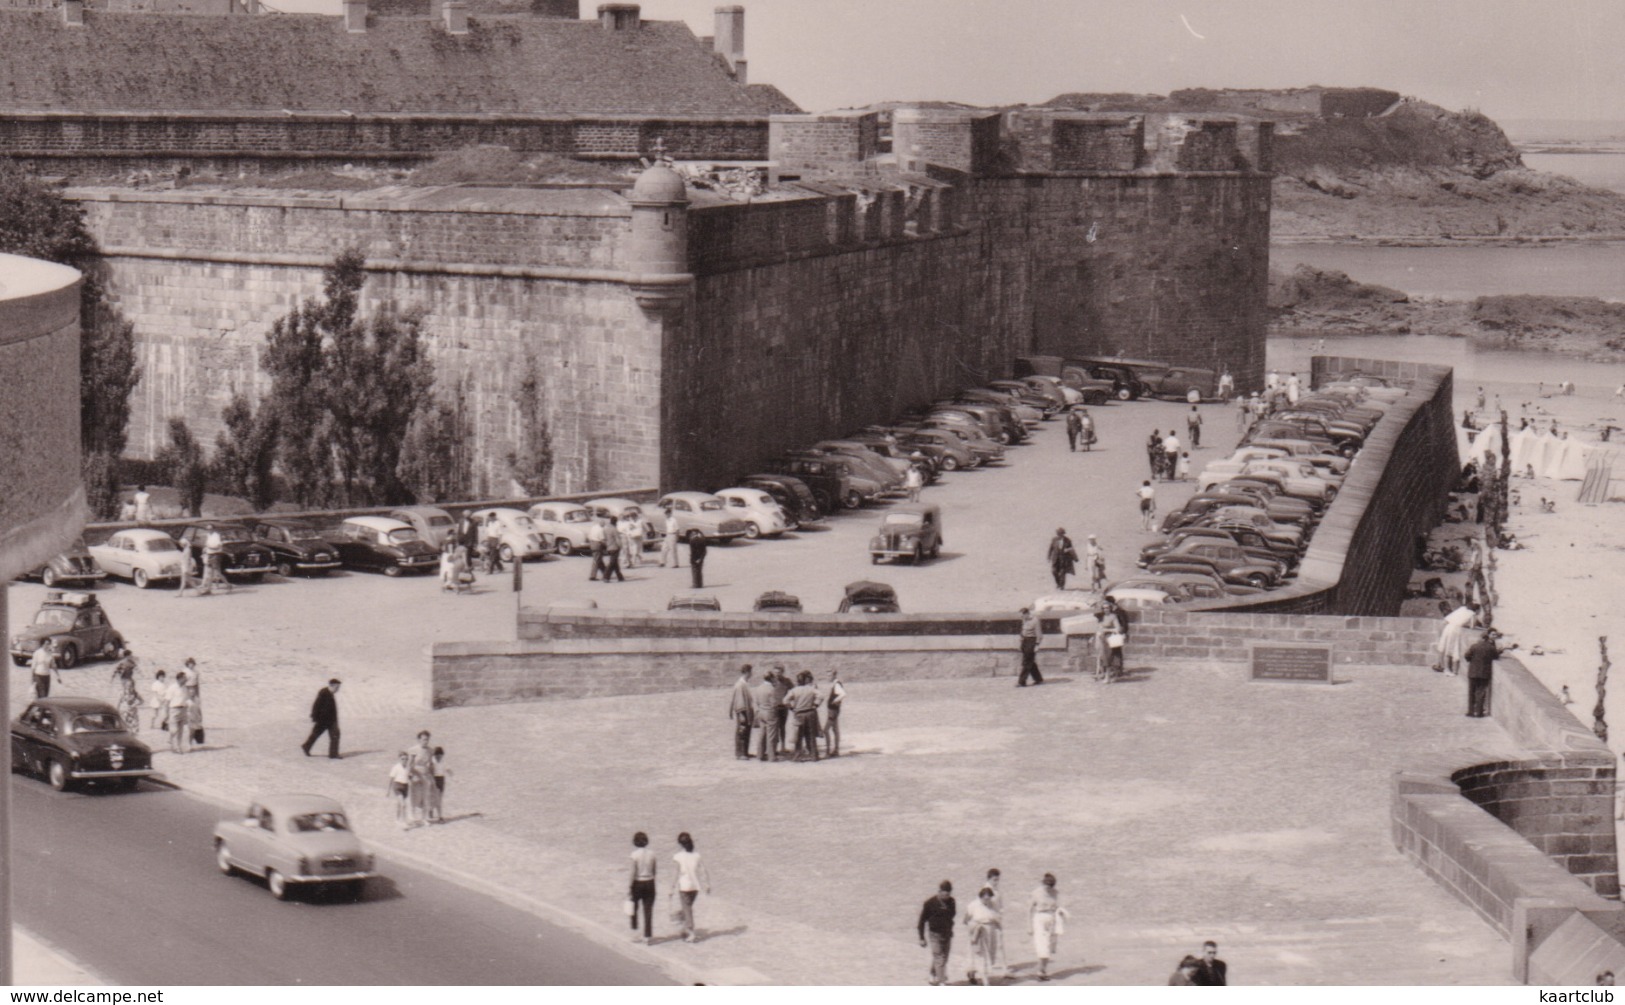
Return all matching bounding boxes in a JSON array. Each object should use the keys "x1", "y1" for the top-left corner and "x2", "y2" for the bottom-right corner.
[{"x1": 625, "y1": 162, "x2": 691, "y2": 312}]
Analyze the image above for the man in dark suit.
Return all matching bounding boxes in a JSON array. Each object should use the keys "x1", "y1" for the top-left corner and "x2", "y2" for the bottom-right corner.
[
  {"x1": 1465, "y1": 630, "x2": 1503, "y2": 718},
  {"x1": 1193, "y1": 940, "x2": 1227, "y2": 985},
  {"x1": 302, "y1": 678, "x2": 342, "y2": 759},
  {"x1": 688, "y1": 532, "x2": 708, "y2": 589}
]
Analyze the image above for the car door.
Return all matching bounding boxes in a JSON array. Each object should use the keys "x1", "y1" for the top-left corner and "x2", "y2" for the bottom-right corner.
[
  {"x1": 12, "y1": 704, "x2": 45, "y2": 774},
  {"x1": 100, "y1": 535, "x2": 130, "y2": 578}
]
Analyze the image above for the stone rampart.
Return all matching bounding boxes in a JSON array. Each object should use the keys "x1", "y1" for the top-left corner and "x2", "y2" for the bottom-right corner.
[{"x1": 1105, "y1": 610, "x2": 1439, "y2": 668}]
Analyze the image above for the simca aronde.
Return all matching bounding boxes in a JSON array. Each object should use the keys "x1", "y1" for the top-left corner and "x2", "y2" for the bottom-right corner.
[
  {"x1": 214, "y1": 794, "x2": 377, "y2": 900},
  {"x1": 89, "y1": 528, "x2": 186, "y2": 589}
]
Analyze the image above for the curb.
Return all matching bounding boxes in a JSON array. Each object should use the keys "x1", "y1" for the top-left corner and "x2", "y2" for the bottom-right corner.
[
  {"x1": 148, "y1": 774, "x2": 716, "y2": 986},
  {"x1": 14, "y1": 926, "x2": 109, "y2": 986}
]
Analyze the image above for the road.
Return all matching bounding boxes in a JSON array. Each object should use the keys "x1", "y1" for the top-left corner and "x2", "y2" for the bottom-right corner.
[{"x1": 12, "y1": 778, "x2": 670, "y2": 985}]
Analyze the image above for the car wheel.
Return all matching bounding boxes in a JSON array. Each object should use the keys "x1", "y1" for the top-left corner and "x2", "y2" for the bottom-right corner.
[
  {"x1": 499, "y1": 544, "x2": 515, "y2": 565},
  {"x1": 276, "y1": 561, "x2": 295, "y2": 579},
  {"x1": 56, "y1": 643, "x2": 78, "y2": 669},
  {"x1": 744, "y1": 522, "x2": 761, "y2": 540},
  {"x1": 941, "y1": 456, "x2": 959, "y2": 472},
  {"x1": 1247, "y1": 573, "x2": 1271, "y2": 589},
  {"x1": 871, "y1": 554, "x2": 880, "y2": 565},
  {"x1": 996, "y1": 430, "x2": 1012, "y2": 445},
  {"x1": 41, "y1": 567, "x2": 58, "y2": 588},
  {"x1": 133, "y1": 568, "x2": 150, "y2": 589},
  {"x1": 383, "y1": 564, "x2": 403, "y2": 577},
  {"x1": 47, "y1": 757, "x2": 68, "y2": 792},
  {"x1": 100, "y1": 638, "x2": 120, "y2": 658},
  {"x1": 931, "y1": 542, "x2": 942, "y2": 559},
  {"x1": 1116, "y1": 385, "x2": 1133, "y2": 401},
  {"x1": 215, "y1": 842, "x2": 236, "y2": 876},
  {"x1": 554, "y1": 539, "x2": 574, "y2": 557},
  {"x1": 267, "y1": 869, "x2": 288, "y2": 900},
  {"x1": 843, "y1": 490, "x2": 862, "y2": 510}
]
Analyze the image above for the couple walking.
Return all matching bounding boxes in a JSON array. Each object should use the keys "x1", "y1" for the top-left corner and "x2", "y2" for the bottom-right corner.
[{"x1": 627, "y1": 830, "x2": 713, "y2": 945}]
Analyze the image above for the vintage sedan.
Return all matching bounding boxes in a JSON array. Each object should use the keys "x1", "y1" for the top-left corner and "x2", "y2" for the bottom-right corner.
[
  {"x1": 1148, "y1": 539, "x2": 1283, "y2": 589},
  {"x1": 466, "y1": 508, "x2": 551, "y2": 563},
  {"x1": 213, "y1": 794, "x2": 377, "y2": 900},
  {"x1": 89, "y1": 528, "x2": 187, "y2": 589},
  {"x1": 739, "y1": 474, "x2": 822, "y2": 526},
  {"x1": 715, "y1": 488, "x2": 792, "y2": 538},
  {"x1": 838, "y1": 580, "x2": 900, "y2": 613},
  {"x1": 869, "y1": 503, "x2": 943, "y2": 564},
  {"x1": 172, "y1": 524, "x2": 274, "y2": 583},
  {"x1": 753, "y1": 591, "x2": 804, "y2": 613},
  {"x1": 667, "y1": 593, "x2": 722, "y2": 612},
  {"x1": 331, "y1": 516, "x2": 440, "y2": 576},
  {"x1": 250, "y1": 519, "x2": 342, "y2": 578},
  {"x1": 528, "y1": 501, "x2": 597, "y2": 556},
  {"x1": 583, "y1": 498, "x2": 663, "y2": 551},
  {"x1": 388, "y1": 506, "x2": 459, "y2": 550},
  {"x1": 9, "y1": 591, "x2": 125, "y2": 669},
  {"x1": 23, "y1": 537, "x2": 106, "y2": 589},
  {"x1": 897, "y1": 427, "x2": 978, "y2": 472},
  {"x1": 12, "y1": 697, "x2": 155, "y2": 792},
  {"x1": 655, "y1": 492, "x2": 751, "y2": 544}
]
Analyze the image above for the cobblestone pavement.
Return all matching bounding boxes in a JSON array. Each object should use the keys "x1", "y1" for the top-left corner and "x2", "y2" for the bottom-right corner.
[{"x1": 7, "y1": 394, "x2": 1518, "y2": 984}]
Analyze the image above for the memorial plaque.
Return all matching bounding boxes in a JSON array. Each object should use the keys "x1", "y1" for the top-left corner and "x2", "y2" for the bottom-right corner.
[{"x1": 1250, "y1": 645, "x2": 1332, "y2": 684}]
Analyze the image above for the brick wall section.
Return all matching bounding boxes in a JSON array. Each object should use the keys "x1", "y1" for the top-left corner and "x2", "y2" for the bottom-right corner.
[
  {"x1": 518, "y1": 608, "x2": 1051, "y2": 641},
  {"x1": 429, "y1": 632, "x2": 1066, "y2": 707},
  {"x1": 1105, "y1": 610, "x2": 1440, "y2": 667},
  {"x1": 891, "y1": 110, "x2": 1002, "y2": 175},
  {"x1": 768, "y1": 112, "x2": 880, "y2": 173}
]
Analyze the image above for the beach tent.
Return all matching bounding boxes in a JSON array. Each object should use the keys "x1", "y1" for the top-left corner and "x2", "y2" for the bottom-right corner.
[
  {"x1": 1553, "y1": 437, "x2": 1591, "y2": 481},
  {"x1": 1467, "y1": 423, "x2": 1504, "y2": 467}
]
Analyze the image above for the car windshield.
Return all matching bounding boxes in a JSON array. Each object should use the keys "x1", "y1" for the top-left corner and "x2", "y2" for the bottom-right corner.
[
  {"x1": 290, "y1": 812, "x2": 351, "y2": 833},
  {"x1": 882, "y1": 514, "x2": 923, "y2": 528},
  {"x1": 214, "y1": 527, "x2": 251, "y2": 542},
  {"x1": 143, "y1": 538, "x2": 180, "y2": 553},
  {"x1": 32, "y1": 609, "x2": 74, "y2": 628},
  {"x1": 561, "y1": 509, "x2": 590, "y2": 523},
  {"x1": 66, "y1": 713, "x2": 123, "y2": 734},
  {"x1": 699, "y1": 500, "x2": 724, "y2": 512},
  {"x1": 426, "y1": 515, "x2": 453, "y2": 527},
  {"x1": 283, "y1": 527, "x2": 323, "y2": 541},
  {"x1": 387, "y1": 529, "x2": 420, "y2": 544},
  {"x1": 510, "y1": 516, "x2": 539, "y2": 531}
]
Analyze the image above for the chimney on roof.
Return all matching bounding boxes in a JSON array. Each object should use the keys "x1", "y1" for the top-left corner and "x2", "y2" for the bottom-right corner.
[
  {"x1": 343, "y1": 0, "x2": 367, "y2": 32},
  {"x1": 713, "y1": 5, "x2": 746, "y2": 85},
  {"x1": 443, "y1": 0, "x2": 468, "y2": 33},
  {"x1": 598, "y1": 3, "x2": 639, "y2": 31},
  {"x1": 530, "y1": 0, "x2": 579, "y2": 16},
  {"x1": 62, "y1": 0, "x2": 84, "y2": 26}
]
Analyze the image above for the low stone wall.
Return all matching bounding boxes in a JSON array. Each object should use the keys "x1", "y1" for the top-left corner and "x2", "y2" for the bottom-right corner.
[
  {"x1": 519, "y1": 607, "x2": 1038, "y2": 641},
  {"x1": 1116, "y1": 609, "x2": 1438, "y2": 667},
  {"x1": 1391, "y1": 657, "x2": 1624, "y2": 982}
]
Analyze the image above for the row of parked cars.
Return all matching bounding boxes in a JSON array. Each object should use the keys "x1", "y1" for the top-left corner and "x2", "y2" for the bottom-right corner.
[{"x1": 1104, "y1": 372, "x2": 1403, "y2": 609}]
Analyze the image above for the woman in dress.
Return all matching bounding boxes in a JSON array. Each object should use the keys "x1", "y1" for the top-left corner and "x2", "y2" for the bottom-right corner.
[
  {"x1": 1028, "y1": 873, "x2": 1068, "y2": 981},
  {"x1": 110, "y1": 649, "x2": 142, "y2": 732},
  {"x1": 668, "y1": 832, "x2": 711, "y2": 943},
  {"x1": 962, "y1": 886, "x2": 1003, "y2": 985},
  {"x1": 405, "y1": 730, "x2": 435, "y2": 827}
]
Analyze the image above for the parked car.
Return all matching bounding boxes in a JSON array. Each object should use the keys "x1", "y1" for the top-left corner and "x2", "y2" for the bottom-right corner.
[
  {"x1": 330, "y1": 516, "x2": 440, "y2": 576},
  {"x1": 9, "y1": 591, "x2": 125, "y2": 669},
  {"x1": 868, "y1": 503, "x2": 943, "y2": 564},
  {"x1": 466, "y1": 508, "x2": 551, "y2": 563},
  {"x1": 528, "y1": 502, "x2": 598, "y2": 556},
  {"x1": 250, "y1": 519, "x2": 343, "y2": 578},
  {"x1": 917, "y1": 417, "x2": 1006, "y2": 464},
  {"x1": 1061, "y1": 360, "x2": 1147, "y2": 401},
  {"x1": 714, "y1": 488, "x2": 793, "y2": 538},
  {"x1": 23, "y1": 537, "x2": 106, "y2": 589},
  {"x1": 959, "y1": 388, "x2": 1043, "y2": 428},
  {"x1": 838, "y1": 580, "x2": 900, "y2": 614},
  {"x1": 1245, "y1": 437, "x2": 1351, "y2": 475},
  {"x1": 897, "y1": 427, "x2": 977, "y2": 471},
  {"x1": 753, "y1": 591, "x2": 804, "y2": 613},
  {"x1": 213, "y1": 794, "x2": 377, "y2": 900},
  {"x1": 1138, "y1": 526, "x2": 1293, "y2": 570},
  {"x1": 1019, "y1": 375, "x2": 1081, "y2": 409},
  {"x1": 1140, "y1": 570, "x2": 1264, "y2": 599},
  {"x1": 1137, "y1": 364, "x2": 1219, "y2": 401},
  {"x1": 667, "y1": 593, "x2": 722, "y2": 612},
  {"x1": 943, "y1": 400, "x2": 1026, "y2": 444},
  {"x1": 172, "y1": 524, "x2": 274, "y2": 583},
  {"x1": 654, "y1": 492, "x2": 751, "y2": 544},
  {"x1": 990, "y1": 379, "x2": 1063, "y2": 416},
  {"x1": 812, "y1": 441, "x2": 908, "y2": 493},
  {"x1": 1147, "y1": 539, "x2": 1283, "y2": 589},
  {"x1": 780, "y1": 454, "x2": 881, "y2": 510},
  {"x1": 1199, "y1": 506, "x2": 1307, "y2": 553},
  {"x1": 739, "y1": 474, "x2": 823, "y2": 526},
  {"x1": 12, "y1": 697, "x2": 155, "y2": 792},
  {"x1": 583, "y1": 498, "x2": 663, "y2": 551},
  {"x1": 388, "y1": 506, "x2": 459, "y2": 550},
  {"x1": 1103, "y1": 586, "x2": 1181, "y2": 611},
  {"x1": 1013, "y1": 356, "x2": 1116, "y2": 403},
  {"x1": 88, "y1": 528, "x2": 186, "y2": 590},
  {"x1": 844, "y1": 433, "x2": 939, "y2": 483}
]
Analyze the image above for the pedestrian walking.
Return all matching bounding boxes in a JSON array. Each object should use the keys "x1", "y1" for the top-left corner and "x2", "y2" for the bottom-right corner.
[
  {"x1": 660, "y1": 505, "x2": 681, "y2": 568},
  {"x1": 1193, "y1": 940, "x2": 1228, "y2": 985},
  {"x1": 728, "y1": 664, "x2": 754, "y2": 760},
  {"x1": 1085, "y1": 534, "x2": 1106, "y2": 592},
  {"x1": 1065, "y1": 410, "x2": 1081, "y2": 452},
  {"x1": 1286, "y1": 371, "x2": 1301, "y2": 404},
  {"x1": 1217, "y1": 368, "x2": 1234, "y2": 400},
  {"x1": 1465, "y1": 629, "x2": 1503, "y2": 718},
  {"x1": 904, "y1": 464, "x2": 924, "y2": 502},
  {"x1": 1186, "y1": 405, "x2": 1202, "y2": 448},
  {"x1": 824, "y1": 669, "x2": 846, "y2": 757},
  {"x1": 1176, "y1": 451, "x2": 1191, "y2": 482},
  {"x1": 669, "y1": 832, "x2": 711, "y2": 943},
  {"x1": 602, "y1": 517, "x2": 625, "y2": 582},
  {"x1": 962, "y1": 887, "x2": 1003, "y2": 986},
  {"x1": 752, "y1": 669, "x2": 781, "y2": 762},
  {"x1": 984, "y1": 869, "x2": 1006, "y2": 976},
  {"x1": 429, "y1": 746, "x2": 449, "y2": 822},
  {"x1": 1146, "y1": 430, "x2": 1163, "y2": 479},
  {"x1": 30, "y1": 639, "x2": 59, "y2": 698},
  {"x1": 1137, "y1": 480, "x2": 1156, "y2": 531},
  {"x1": 1161, "y1": 431, "x2": 1180, "y2": 481},
  {"x1": 1236, "y1": 394, "x2": 1250, "y2": 432},
  {"x1": 149, "y1": 669, "x2": 169, "y2": 729},
  {"x1": 785, "y1": 670, "x2": 822, "y2": 762},
  {"x1": 918, "y1": 881, "x2": 957, "y2": 986},
  {"x1": 587, "y1": 516, "x2": 608, "y2": 580},
  {"x1": 483, "y1": 514, "x2": 505, "y2": 575},
  {"x1": 1047, "y1": 527, "x2": 1077, "y2": 590},
  {"x1": 628, "y1": 832, "x2": 658, "y2": 943},
  {"x1": 618, "y1": 511, "x2": 642, "y2": 570},
  {"x1": 1076, "y1": 408, "x2": 1095, "y2": 450},
  {"x1": 687, "y1": 532, "x2": 708, "y2": 589},
  {"x1": 1029, "y1": 873, "x2": 1068, "y2": 981},
  {"x1": 387, "y1": 752, "x2": 412, "y2": 827},
  {"x1": 175, "y1": 536, "x2": 198, "y2": 597},
  {"x1": 302, "y1": 678, "x2": 342, "y2": 758},
  {"x1": 1017, "y1": 607, "x2": 1044, "y2": 687},
  {"x1": 110, "y1": 652, "x2": 141, "y2": 730},
  {"x1": 183, "y1": 659, "x2": 205, "y2": 748},
  {"x1": 167, "y1": 671, "x2": 192, "y2": 754}
]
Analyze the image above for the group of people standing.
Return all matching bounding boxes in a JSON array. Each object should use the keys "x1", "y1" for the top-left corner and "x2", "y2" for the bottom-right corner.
[
  {"x1": 129, "y1": 655, "x2": 204, "y2": 753},
  {"x1": 1145, "y1": 429, "x2": 1191, "y2": 483},
  {"x1": 729, "y1": 664, "x2": 844, "y2": 762},
  {"x1": 916, "y1": 870, "x2": 1071, "y2": 985},
  {"x1": 385, "y1": 728, "x2": 450, "y2": 828}
]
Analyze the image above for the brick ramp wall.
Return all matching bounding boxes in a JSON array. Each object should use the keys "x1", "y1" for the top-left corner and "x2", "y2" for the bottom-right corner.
[
  {"x1": 1391, "y1": 657, "x2": 1624, "y2": 983},
  {"x1": 1116, "y1": 610, "x2": 1438, "y2": 667}
]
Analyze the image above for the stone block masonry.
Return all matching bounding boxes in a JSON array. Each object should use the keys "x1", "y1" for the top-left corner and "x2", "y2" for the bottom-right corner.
[{"x1": 1103, "y1": 610, "x2": 1441, "y2": 668}]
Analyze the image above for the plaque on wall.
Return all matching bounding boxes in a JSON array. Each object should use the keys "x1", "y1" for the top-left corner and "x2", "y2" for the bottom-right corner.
[{"x1": 1250, "y1": 645, "x2": 1332, "y2": 684}]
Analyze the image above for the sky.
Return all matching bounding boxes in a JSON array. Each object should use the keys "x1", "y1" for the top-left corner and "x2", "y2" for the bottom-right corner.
[{"x1": 274, "y1": 0, "x2": 1625, "y2": 124}]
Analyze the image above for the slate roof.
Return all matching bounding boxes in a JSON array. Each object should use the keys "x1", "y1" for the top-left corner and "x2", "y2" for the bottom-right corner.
[{"x1": 0, "y1": 9, "x2": 774, "y2": 115}]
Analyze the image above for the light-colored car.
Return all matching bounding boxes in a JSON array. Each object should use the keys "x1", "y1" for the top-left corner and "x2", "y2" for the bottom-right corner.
[
  {"x1": 213, "y1": 794, "x2": 377, "y2": 901},
  {"x1": 654, "y1": 492, "x2": 750, "y2": 544},
  {"x1": 1103, "y1": 585, "x2": 1181, "y2": 611},
  {"x1": 1199, "y1": 460, "x2": 1337, "y2": 501},
  {"x1": 467, "y1": 508, "x2": 550, "y2": 563},
  {"x1": 388, "y1": 506, "x2": 458, "y2": 550},
  {"x1": 528, "y1": 502, "x2": 597, "y2": 556},
  {"x1": 89, "y1": 528, "x2": 186, "y2": 589},
  {"x1": 714, "y1": 488, "x2": 792, "y2": 539}
]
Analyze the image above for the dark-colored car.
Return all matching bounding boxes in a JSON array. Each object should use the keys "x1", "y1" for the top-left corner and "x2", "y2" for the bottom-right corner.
[
  {"x1": 760, "y1": 457, "x2": 849, "y2": 514},
  {"x1": 23, "y1": 537, "x2": 107, "y2": 589},
  {"x1": 869, "y1": 503, "x2": 943, "y2": 564},
  {"x1": 668, "y1": 593, "x2": 722, "y2": 612},
  {"x1": 782, "y1": 452, "x2": 881, "y2": 509},
  {"x1": 741, "y1": 474, "x2": 823, "y2": 525},
  {"x1": 838, "y1": 580, "x2": 900, "y2": 614},
  {"x1": 172, "y1": 523, "x2": 274, "y2": 583},
  {"x1": 12, "y1": 696, "x2": 155, "y2": 792},
  {"x1": 1162, "y1": 494, "x2": 1309, "y2": 539},
  {"x1": 1138, "y1": 526, "x2": 1294, "y2": 570},
  {"x1": 1013, "y1": 356, "x2": 1117, "y2": 403},
  {"x1": 9, "y1": 591, "x2": 125, "y2": 669},
  {"x1": 753, "y1": 591, "x2": 804, "y2": 613},
  {"x1": 1148, "y1": 539, "x2": 1282, "y2": 589},
  {"x1": 845, "y1": 433, "x2": 939, "y2": 483},
  {"x1": 1062, "y1": 359, "x2": 1148, "y2": 401},
  {"x1": 251, "y1": 519, "x2": 343, "y2": 578},
  {"x1": 1137, "y1": 364, "x2": 1220, "y2": 401},
  {"x1": 330, "y1": 516, "x2": 440, "y2": 576}
]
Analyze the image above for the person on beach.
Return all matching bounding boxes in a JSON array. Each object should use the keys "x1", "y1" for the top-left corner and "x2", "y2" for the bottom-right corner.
[
  {"x1": 628, "y1": 831, "x2": 657, "y2": 944},
  {"x1": 669, "y1": 832, "x2": 711, "y2": 943}
]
